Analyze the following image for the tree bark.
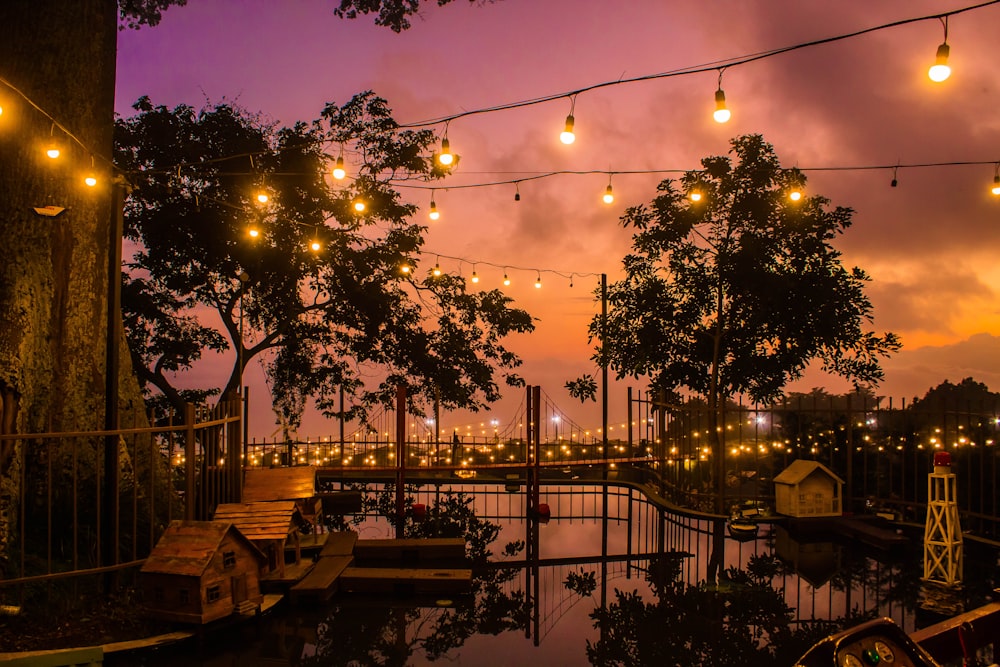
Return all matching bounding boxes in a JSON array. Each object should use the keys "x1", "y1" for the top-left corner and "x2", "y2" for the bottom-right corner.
[{"x1": 0, "y1": 0, "x2": 119, "y2": 571}]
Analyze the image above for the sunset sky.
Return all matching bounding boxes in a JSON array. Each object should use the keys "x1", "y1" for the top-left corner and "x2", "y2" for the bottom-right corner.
[{"x1": 114, "y1": 0, "x2": 1000, "y2": 440}]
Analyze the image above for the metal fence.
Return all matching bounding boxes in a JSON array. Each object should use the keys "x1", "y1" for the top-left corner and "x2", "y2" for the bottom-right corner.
[{"x1": 0, "y1": 397, "x2": 241, "y2": 603}]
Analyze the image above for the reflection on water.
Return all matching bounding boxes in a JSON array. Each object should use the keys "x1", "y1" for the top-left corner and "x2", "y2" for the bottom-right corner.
[{"x1": 121, "y1": 483, "x2": 998, "y2": 666}]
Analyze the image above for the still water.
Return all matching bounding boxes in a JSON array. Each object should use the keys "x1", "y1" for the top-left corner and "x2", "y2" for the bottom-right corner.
[{"x1": 121, "y1": 482, "x2": 999, "y2": 666}]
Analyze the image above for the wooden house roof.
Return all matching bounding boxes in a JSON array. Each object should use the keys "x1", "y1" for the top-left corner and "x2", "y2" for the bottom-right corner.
[
  {"x1": 774, "y1": 459, "x2": 845, "y2": 486},
  {"x1": 243, "y1": 467, "x2": 316, "y2": 502},
  {"x1": 213, "y1": 501, "x2": 302, "y2": 542},
  {"x1": 141, "y1": 520, "x2": 265, "y2": 577}
]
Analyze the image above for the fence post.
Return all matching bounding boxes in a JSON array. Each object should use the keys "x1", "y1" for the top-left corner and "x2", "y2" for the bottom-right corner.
[{"x1": 185, "y1": 403, "x2": 196, "y2": 521}]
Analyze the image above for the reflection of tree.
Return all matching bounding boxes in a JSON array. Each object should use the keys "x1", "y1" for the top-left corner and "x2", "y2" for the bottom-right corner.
[
  {"x1": 568, "y1": 554, "x2": 854, "y2": 666},
  {"x1": 302, "y1": 486, "x2": 530, "y2": 665}
]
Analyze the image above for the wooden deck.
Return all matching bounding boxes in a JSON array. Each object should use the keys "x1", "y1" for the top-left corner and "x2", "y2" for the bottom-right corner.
[
  {"x1": 338, "y1": 567, "x2": 473, "y2": 596},
  {"x1": 353, "y1": 537, "x2": 466, "y2": 565},
  {"x1": 289, "y1": 556, "x2": 355, "y2": 604}
]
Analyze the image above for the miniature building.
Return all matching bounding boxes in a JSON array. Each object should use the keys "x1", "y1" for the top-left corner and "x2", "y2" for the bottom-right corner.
[
  {"x1": 243, "y1": 467, "x2": 323, "y2": 530},
  {"x1": 773, "y1": 459, "x2": 844, "y2": 517},
  {"x1": 140, "y1": 520, "x2": 266, "y2": 624},
  {"x1": 213, "y1": 501, "x2": 304, "y2": 577}
]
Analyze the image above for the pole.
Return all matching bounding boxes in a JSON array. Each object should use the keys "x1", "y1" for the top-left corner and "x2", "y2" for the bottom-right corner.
[
  {"x1": 102, "y1": 179, "x2": 124, "y2": 580},
  {"x1": 395, "y1": 384, "x2": 406, "y2": 538},
  {"x1": 601, "y1": 274, "x2": 608, "y2": 473}
]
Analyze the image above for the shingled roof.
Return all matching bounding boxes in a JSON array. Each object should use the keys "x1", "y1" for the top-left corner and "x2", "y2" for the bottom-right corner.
[
  {"x1": 242, "y1": 467, "x2": 316, "y2": 502},
  {"x1": 213, "y1": 501, "x2": 302, "y2": 542},
  {"x1": 141, "y1": 520, "x2": 265, "y2": 577}
]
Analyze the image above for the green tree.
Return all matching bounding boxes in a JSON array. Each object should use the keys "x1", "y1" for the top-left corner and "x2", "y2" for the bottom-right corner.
[
  {"x1": 594, "y1": 135, "x2": 899, "y2": 513},
  {"x1": 115, "y1": 92, "x2": 533, "y2": 426}
]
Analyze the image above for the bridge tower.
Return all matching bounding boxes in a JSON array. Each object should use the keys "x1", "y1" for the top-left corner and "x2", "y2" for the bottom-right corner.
[{"x1": 923, "y1": 451, "x2": 963, "y2": 586}]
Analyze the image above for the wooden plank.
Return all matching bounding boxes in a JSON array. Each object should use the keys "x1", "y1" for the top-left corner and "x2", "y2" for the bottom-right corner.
[
  {"x1": 289, "y1": 556, "x2": 354, "y2": 603},
  {"x1": 243, "y1": 468, "x2": 316, "y2": 502},
  {"x1": 912, "y1": 601, "x2": 1000, "y2": 662},
  {"x1": 339, "y1": 567, "x2": 472, "y2": 596},
  {"x1": 0, "y1": 646, "x2": 103, "y2": 666},
  {"x1": 353, "y1": 538, "x2": 466, "y2": 564},
  {"x1": 320, "y1": 531, "x2": 358, "y2": 557}
]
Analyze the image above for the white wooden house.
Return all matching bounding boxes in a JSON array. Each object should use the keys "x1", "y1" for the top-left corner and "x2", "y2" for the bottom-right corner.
[{"x1": 774, "y1": 459, "x2": 844, "y2": 518}]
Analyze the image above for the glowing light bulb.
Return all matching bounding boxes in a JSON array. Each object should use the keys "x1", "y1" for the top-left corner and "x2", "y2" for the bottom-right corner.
[
  {"x1": 438, "y1": 137, "x2": 454, "y2": 166},
  {"x1": 433, "y1": 263, "x2": 442, "y2": 277},
  {"x1": 789, "y1": 190, "x2": 803, "y2": 202},
  {"x1": 534, "y1": 275, "x2": 542, "y2": 289},
  {"x1": 256, "y1": 192, "x2": 269, "y2": 204},
  {"x1": 992, "y1": 175, "x2": 1000, "y2": 196},
  {"x1": 353, "y1": 199, "x2": 366, "y2": 213},
  {"x1": 310, "y1": 240, "x2": 321, "y2": 252},
  {"x1": 332, "y1": 156, "x2": 346, "y2": 180},
  {"x1": 248, "y1": 227, "x2": 260, "y2": 238},
  {"x1": 689, "y1": 191, "x2": 703, "y2": 202},
  {"x1": 503, "y1": 273, "x2": 511, "y2": 286},
  {"x1": 401, "y1": 264, "x2": 412, "y2": 274},
  {"x1": 428, "y1": 200, "x2": 440, "y2": 220},
  {"x1": 560, "y1": 114, "x2": 576, "y2": 144},
  {"x1": 713, "y1": 89, "x2": 731, "y2": 123},
  {"x1": 46, "y1": 144, "x2": 60, "y2": 159},
  {"x1": 603, "y1": 184, "x2": 614, "y2": 204},
  {"x1": 471, "y1": 271, "x2": 479, "y2": 283},
  {"x1": 84, "y1": 174, "x2": 97, "y2": 187},
  {"x1": 928, "y1": 43, "x2": 951, "y2": 82}
]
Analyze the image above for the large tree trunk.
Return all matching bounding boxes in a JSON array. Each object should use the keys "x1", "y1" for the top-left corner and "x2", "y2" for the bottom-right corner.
[{"x1": 0, "y1": 0, "x2": 119, "y2": 572}]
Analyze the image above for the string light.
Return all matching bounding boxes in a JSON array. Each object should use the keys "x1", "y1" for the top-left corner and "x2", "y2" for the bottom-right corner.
[
  {"x1": 310, "y1": 227, "x2": 321, "y2": 252},
  {"x1": 689, "y1": 190, "x2": 703, "y2": 202},
  {"x1": 332, "y1": 153, "x2": 347, "y2": 180},
  {"x1": 433, "y1": 258, "x2": 442, "y2": 277},
  {"x1": 352, "y1": 197, "x2": 366, "y2": 213},
  {"x1": 428, "y1": 191, "x2": 440, "y2": 220},
  {"x1": 438, "y1": 123, "x2": 454, "y2": 166},
  {"x1": 503, "y1": 271, "x2": 511, "y2": 286},
  {"x1": 534, "y1": 274, "x2": 542, "y2": 289},
  {"x1": 713, "y1": 70, "x2": 731, "y2": 123},
  {"x1": 514, "y1": 182, "x2": 521, "y2": 202},
  {"x1": 789, "y1": 189, "x2": 803, "y2": 202},
  {"x1": 401, "y1": 262, "x2": 413, "y2": 274},
  {"x1": 45, "y1": 124, "x2": 60, "y2": 159},
  {"x1": 560, "y1": 95, "x2": 577, "y2": 145},
  {"x1": 890, "y1": 166, "x2": 899, "y2": 187},
  {"x1": 255, "y1": 192, "x2": 269, "y2": 204},
  {"x1": 603, "y1": 176, "x2": 614, "y2": 204},
  {"x1": 928, "y1": 17, "x2": 951, "y2": 82},
  {"x1": 248, "y1": 223, "x2": 260, "y2": 239},
  {"x1": 471, "y1": 264, "x2": 480, "y2": 283},
  {"x1": 84, "y1": 156, "x2": 97, "y2": 187},
  {"x1": 992, "y1": 166, "x2": 1000, "y2": 195}
]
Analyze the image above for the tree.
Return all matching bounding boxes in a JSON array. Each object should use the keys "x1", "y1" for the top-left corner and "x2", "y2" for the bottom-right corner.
[
  {"x1": 594, "y1": 135, "x2": 899, "y2": 512},
  {"x1": 334, "y1": 0, "x2": 494, "y2": 32},
  {"x1": 115, "y1": 92, "x2": 533, "y2": 426}
]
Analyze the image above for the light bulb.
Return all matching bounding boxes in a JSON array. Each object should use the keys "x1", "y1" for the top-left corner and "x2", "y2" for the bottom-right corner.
[
  {"x1": 992, "y1": 175, "x2": 1000, "y2": 196},
  {"x1": 310, "y1": 240, "x2": 321, "y2": 252},
  {"x1": 603, "y1": 184, "x2": 614, "y2": 204},
  {"x1": 428, "y1": 200, "x2": 440, "y2": 220},
  {"x1": 401, "y1": 264, "x2": 412, "y2": 274},
  {"x1": 438, "y1": 137, "x2": 454, "y2": 166},
  {"x1": 471, "y1": 271, "x2": 479, "y2": 283},
  {"x1": 46, "y1": 144, "x2": 60, "y2": 159},
  {"x1": 84, "y1": 174, "x2": 97, "y2": 187},
  {"x1": 713, "y1": 89, "x2": 731, "y2": 123},
  {"x1": 503, "y1": 273, "x2": 510, "y2": 286},
  {"x1": 433, "y1": 263, "x2": 442, "y2": 277},
  {"x1": 514, "y1": 191, "x2": 521, "y2": 202},
  {"x1": 689, "y1": 191, "x2": 703, "y2": 202},
  {"x1": 248, "y1": 227, "x2": 260, "y2": 238},
  {"x1": 353, "y1": 199, "x2": 366, "y2": 212},
  {"x1": 789, "y1": 190, "x2": 803, "y2": 202},
  {"x1": 332, "y1": 156, "x2": 346, "y2": 180},
  {"x1": 256, "y1": 192, "x2": 269, "y2": 204},
  {"x1": 560, "y1": 114, "x2": 576, "y2": 145},
  {"x1": 928, "y1": 43, "x2": 951, "y2": 82},
  {"x1": 534, "y1": 275, "x2": 542, "y2": 289}
]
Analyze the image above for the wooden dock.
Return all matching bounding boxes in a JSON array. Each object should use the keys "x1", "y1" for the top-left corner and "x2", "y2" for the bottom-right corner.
[
  {"x1": 338, "y1": 567, "x2": 472, "y2": 596},
  {"x1": 353, "y1": 537, "x2": 466, "y2": 565}
]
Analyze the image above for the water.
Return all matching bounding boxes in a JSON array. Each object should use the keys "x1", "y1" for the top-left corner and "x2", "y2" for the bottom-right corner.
[{"x1": 118, "y1": 482, "x2": 999, "y2": 666}]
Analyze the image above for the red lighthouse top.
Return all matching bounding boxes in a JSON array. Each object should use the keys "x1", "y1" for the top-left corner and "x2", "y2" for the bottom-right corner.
[{"x1": 933, "y1": 451, "x2": 952, "y2": 468}]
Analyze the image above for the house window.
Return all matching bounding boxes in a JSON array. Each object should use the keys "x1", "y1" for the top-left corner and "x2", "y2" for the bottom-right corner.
[
  {"x1": 207, "y1": 585, "x2": 221, "y2": 603},
  {"x1": 223, "y1": 550, "x2": 236, "y2": 569},
  {"x1": 179, "y1": 589, "x2": 190, "y2": 604}
]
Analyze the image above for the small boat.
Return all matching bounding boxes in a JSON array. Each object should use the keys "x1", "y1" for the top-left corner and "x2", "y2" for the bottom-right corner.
[{"x1": 727, "y1": 516, "x2": 759, "y2": 541}]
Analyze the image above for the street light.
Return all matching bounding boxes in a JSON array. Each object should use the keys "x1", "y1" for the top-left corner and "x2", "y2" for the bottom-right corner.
[{"x1": 552, "y1": 415, "x2": 560, "y2": 444}]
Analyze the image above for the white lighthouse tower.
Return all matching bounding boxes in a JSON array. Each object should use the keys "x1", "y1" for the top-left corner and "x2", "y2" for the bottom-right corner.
[{"x1": 923, "y1": 451, "x2": 963, "y2": 586}]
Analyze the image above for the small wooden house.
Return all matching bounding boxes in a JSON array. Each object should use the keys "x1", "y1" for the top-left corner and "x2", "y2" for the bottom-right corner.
[
  {"x1": 243, "y1": 467, "x2": 323, "y2": 529},
  {"x1": 774, "y1": 459, "x2": 845, "y2": 518},
  {"x1": 213, "y1": 501, "x2": 303, "y2": 577},
  {"x1": 140, "y1": 520, "x2": 266, "y2": 624}
]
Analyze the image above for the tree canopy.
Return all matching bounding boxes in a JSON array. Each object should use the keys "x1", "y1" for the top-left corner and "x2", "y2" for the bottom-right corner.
[
  {"x1": 115, "y1": 91, "x2": 533, "y2": 426},
  {"x1": 595, "y1": 134, "x2": 900, "y2": 409}
]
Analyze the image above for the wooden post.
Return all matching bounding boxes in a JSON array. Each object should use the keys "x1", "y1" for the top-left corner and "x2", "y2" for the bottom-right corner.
[
  {"x1": 532, "y1": 386, "x2": 541, "y2": 513},
  {"x1": 102, "y1": 180, "x2": 124, "y2": 576},
  {"x1": 184, "y1": 403, "x2": 196, "y2": 521},
  {"x1": 395, "y1": 384, "x2": 406, "y2": 538}
]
